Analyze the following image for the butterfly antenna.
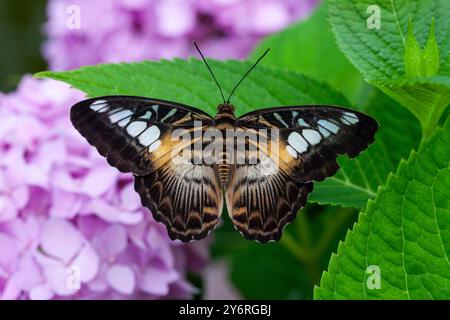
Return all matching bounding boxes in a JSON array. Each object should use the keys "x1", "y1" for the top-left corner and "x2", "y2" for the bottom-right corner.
[
  {"x1": 226, "y1": 48, "x2": 270, "y2": 103},
  {"x1": 193, "y1": 41, "x2": 226, "y2": 104}
]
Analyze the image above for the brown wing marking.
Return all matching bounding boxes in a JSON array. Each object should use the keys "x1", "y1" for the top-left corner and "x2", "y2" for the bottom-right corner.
[
  {"x1": 134, "y1": 146, "x2": 223, "y2": 242},
  {"x1": 226, "y1": 146, "x2": 313, "y2": 242}
]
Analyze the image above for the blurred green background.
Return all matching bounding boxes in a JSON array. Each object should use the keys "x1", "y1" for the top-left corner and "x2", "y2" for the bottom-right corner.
[{"x1": 0, "y1": 0, "x2": 47, "y2": 91}]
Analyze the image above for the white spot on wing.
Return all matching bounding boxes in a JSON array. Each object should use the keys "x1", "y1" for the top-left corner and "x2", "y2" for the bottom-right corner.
[
  {"x1": 342, "y1": 114, "x2": 359, "y2": 124},
  {"x1": 138, "y1": 125, "x2": 160, "y2": 146},
  {"x1": 318, "y1": 126, "x2": 331, "y2": 137},
  {"x1": 161, "y1": 108, "x2": 177, "y2": 122},
  {"x1": 341, "y1": 117, "x2": 351, "y2": 125},
  {"x1": 126, "y1": 121, "x2": 147, "y2": 137},
  {"x1": 118, "y1": 118, "x2": 130, "y2": 127},
  {"x1": 274, "y1": 113, "x2": 289, "y2": 127},
  {"x1": 288, "y1": 132, "x2": 308, "y2": 153},
  {"x1": 109, "y1": 110, "x2": 133, "y2": 126},
  {"x1": 318, "y1": 119, "x2": 339, "y2": 134},
  {"x1": 90, "y1": 100, "x2": 108, "y2": 112},
  {"x1": 302, "y1": 129, "x2": 321, "y2": 145},
  {"x1": 139, "y1": 111, "x2": 152, "y2": 120},
  {"x1": 297, "y1": 118, "x2": 308, "y2": 127},
  {"x1": 344, "y1": 111, "x2": 358, "y2": 118},
  {"x1": 286, "y1": 145, "x2": 298, "y2": 159}
]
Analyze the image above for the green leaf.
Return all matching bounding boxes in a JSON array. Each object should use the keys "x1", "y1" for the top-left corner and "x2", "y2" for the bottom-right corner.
[
  {"x1": 310, "y1": 90, "x2": 421, "y2": 208},
  {"x1": 328, "y1": 0, "x2": 450, "y2": 137},
  {"x1": 365, "y1": 90, "x2": 421, "y2": 167},
  {"x1": 315, "y1": 118, "x2": 450, "y2": 299},
  {"x1": 422, "y1": 18, "x2": 440, "y2": 77},
  {"x1": 251, "y1": 2, "x2": 366, "y2": 105},
  {"x1": 405, "y1": 17, "x2": 440, "y2": 78},
  {"x1": 328, "y1": 0, "x2": 450, "y2": 80},
  {"x1": 35, "y1": 58, "x2": 349, "y2": 117},
  {"x1": 405, "y1": 19, "x2": 424, "y2": 78},
  {"x1": 374, "y1": 76, "x2": 450, "y2": 138}
]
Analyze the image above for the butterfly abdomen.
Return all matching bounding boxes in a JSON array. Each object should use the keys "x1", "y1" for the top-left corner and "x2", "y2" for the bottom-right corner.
[
  {"x1": 218, "y1": 163, "x2": 230, "y2": 187},
  {"x1": 217, "y1": 143, "x2": 237, "y2": 188},
  {"x1": 214, "y1": 104, "x2": 236, "y2": 188},
  {"x1": 216, "y1": 137, "x2": 233, "y2": 187}
]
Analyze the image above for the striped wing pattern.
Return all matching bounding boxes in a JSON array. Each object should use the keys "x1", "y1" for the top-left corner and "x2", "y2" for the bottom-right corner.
[
  {"x1": 226, "y1": 161, "x2": 313, "y2": 242},
  {"x1": 134, "y1": 161, "x2": 223, "y2": 242}
]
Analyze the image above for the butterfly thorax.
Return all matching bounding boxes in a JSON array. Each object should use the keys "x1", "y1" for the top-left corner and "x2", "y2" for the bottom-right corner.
[
  {"x1": 214, "y1": 103, "x2": 236, "y2": 188},
  {"x1": 215, "y1": 103, "x2": 236, "y2": 123}
]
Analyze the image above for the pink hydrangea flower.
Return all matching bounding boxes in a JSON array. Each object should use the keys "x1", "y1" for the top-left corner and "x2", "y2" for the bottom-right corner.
[
  {"x1": 43, "y1": 0, "x2": 319, "y2": 70},
  {"x1": 0, "y1": 77, "x2": 207, "y2": 299}
]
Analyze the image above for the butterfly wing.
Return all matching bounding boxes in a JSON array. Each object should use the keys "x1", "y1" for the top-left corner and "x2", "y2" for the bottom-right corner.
[
  {"x1": 70, "y1": 95, "x2": 213, "y2": 176},
  {"x1": 71, "y1": 96, "x2": 222, "y2": 242},
  {"x1": 225, "y1": 105, "x2": 378, "y2": 242},
  {"x1": 236, "y1": 105, "x2": 378, "y2": 182},
  {"x1": 134, "y1": 162, "x2": 223, "y2": 242},
  {"x1": 226, "y1": 159, "x2": 313, "y2": 242}
]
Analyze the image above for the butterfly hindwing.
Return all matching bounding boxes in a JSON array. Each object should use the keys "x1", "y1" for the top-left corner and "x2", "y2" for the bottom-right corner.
[
  {"x1": 226, "y1": 159, "x2": 313, "y2": 242},
  {"x1": 70, "y1": 95, "x2": 213, "y2": 176},
  {"x1": 237, "y1": 105, "x2": 378, "y2": 182},
  {"x1": 134, "y1": 143, "x2": 223, "y2": 242}
]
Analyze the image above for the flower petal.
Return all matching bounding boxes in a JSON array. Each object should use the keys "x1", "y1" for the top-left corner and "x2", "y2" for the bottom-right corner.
[
  {"x1": 139, "y1": 266, "x2": 179, "y2": 296},
  {"x1": 106, "y1": 264, "x2": 135, "y2": 295}
]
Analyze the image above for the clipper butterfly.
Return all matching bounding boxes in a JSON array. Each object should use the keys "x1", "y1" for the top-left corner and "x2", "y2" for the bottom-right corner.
[{"x1": 70, "y1": 44, "x2": 378, "y2": 242}]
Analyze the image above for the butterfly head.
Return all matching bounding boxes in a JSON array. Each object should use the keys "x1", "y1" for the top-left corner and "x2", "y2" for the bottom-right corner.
[{"x1": 217, "y1": 103, "x2": 235, "y2": 114}]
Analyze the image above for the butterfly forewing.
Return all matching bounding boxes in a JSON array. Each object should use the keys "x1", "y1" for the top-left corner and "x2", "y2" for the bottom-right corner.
[
  {"x1": 236, "y1": 105, "x2": 378, "y2": 182},
  {"x1": 70, "y1": 96, "x2": 213, "y2": 176}
]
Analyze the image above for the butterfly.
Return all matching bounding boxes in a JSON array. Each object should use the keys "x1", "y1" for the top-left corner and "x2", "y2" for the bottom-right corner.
[{"x1": 70, "y1": 43, "x2": 378, "y2": 243}]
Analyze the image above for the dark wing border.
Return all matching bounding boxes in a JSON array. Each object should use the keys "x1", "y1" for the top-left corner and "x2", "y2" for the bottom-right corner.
[
  {"x1": 71, "y1": 95, "x2": 213, "y2": 120},
  {"x1": 237, "y1": 104, "x2": 371, "y2": 120}
]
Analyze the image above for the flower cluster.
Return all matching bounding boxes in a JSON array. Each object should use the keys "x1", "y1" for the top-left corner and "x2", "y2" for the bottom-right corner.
[
  {"x1": 44, "y1": 0, "x2": 318, "y2": 70},
  {"x1": 0, "y1": 0, "x2": 317, "y2": 299},
  {"x1": 0, "y1": 76, "x2": 207, "y2": 299}
]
